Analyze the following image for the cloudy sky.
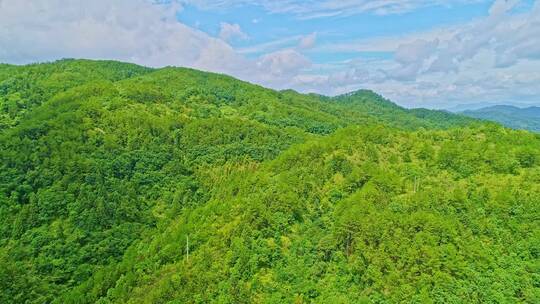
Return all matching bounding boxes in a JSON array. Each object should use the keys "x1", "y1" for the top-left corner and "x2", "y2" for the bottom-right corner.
[{"x1": 0, "y1": 0, "x2": 539, "y2": 108}]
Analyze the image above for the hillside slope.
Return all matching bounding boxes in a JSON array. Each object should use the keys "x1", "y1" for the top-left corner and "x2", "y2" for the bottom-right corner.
[
  {"x1": 0, "y1": 60, "x2": 538, "y2": 303},
  {"x1": 462, "y1": 105, "x2": 540, "y2": 132}
]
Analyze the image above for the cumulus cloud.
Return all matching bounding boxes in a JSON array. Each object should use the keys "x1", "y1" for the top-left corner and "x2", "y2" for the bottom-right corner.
[
  {"x1": 394, "y1": 39, "x2": 437, "y2": 64},
  {"x1": 387, "y1": 39, "x2": 439, "y2": 80},
  {"x1": 257, "y1": 49, "x2": 311, "y2": 77},
  {"x1": 380, "y1": 0, "x2": 534, "y2": 81},
  {"x1": 0, "y1": 0, "x2": 245, "y2": 73},
  {"x1": 424, "y1": 0, "x2": 539, "y2": 73},
  {"x1": 218, "y1": 22, "x2": 248, "y2": 42}
]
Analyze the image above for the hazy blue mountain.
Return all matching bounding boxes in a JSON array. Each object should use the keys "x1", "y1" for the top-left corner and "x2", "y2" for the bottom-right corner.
[
  {"x1": 445, "y1": 103, "x2": 501, "y2": 112},
  {"x1": 446, "y1": 102, "x2": 539, "y2": 112},
  {"x1": 461, "y1": 105, "x2": 540, "y2": 132}
]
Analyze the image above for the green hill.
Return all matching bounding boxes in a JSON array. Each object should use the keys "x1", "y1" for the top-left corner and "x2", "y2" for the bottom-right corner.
[
  {"x1": 462, "y1": 105, "x2": 540, "y2": 132},
  {"x1": 0, "y1": 60, "x2": 538, "y2": 303}
]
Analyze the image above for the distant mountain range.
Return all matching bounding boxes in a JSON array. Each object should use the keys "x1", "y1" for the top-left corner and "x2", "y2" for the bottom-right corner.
[
  {"x1": 445, "y1": 102, "x2": 538, "y2": 112},
  {"x1": 461, "y1": 105, "x2": 540, "y2": 132}
]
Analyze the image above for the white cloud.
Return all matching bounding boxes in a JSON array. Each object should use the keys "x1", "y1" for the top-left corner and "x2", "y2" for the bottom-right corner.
[
  {"x1": 218, "y1": 22, "x2": 248, "y2": 42},
  {"x1": 257, "y1": 49, "x2": 311, "y2": 77},
  {"x1": 0, "y1": 0, "x2": 241, "y2": 72},
  {"x1": 293, "y1": 67, "x2": 374, "y2": 91},
  {"x1": 384, "y1": 39, "x2": 440, "y2": 81},
  {"x1": 298, "y1": 32, "x2": 317, "y2": 49},
  {"x1": 394, "y1": 39, "x2": 439, "y2": 65},
  {"x1": 489, "y1": 0, "x2": 520, "y2": 15}
]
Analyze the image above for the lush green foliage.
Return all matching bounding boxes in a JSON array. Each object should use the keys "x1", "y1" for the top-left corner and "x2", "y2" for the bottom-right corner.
[
  {"x1": 462, "y1": 105, "x2": 540, "y2": 132},
  {"x1": 1, "y1": 60, "x2": 538, "y2": 303}
]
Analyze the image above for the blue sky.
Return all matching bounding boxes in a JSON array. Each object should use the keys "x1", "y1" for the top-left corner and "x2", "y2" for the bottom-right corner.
[
  {"x1": 0, "y1": 0, "x2": 539, "y2": 108},
  {"x1": 180, "y1": 1, "x2": 492, "y2": 57}
]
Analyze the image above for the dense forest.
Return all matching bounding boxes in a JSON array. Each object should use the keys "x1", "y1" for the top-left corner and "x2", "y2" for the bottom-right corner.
[{"x1": 0, "y1": 59, "x2": 539, "y2": 303}]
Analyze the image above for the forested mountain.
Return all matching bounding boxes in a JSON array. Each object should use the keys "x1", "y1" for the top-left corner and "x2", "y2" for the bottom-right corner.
[
  {"x1": 1, "y1": 59, "x2": 538, "y2": 303},
  {"x1": 462, "y1": 105, "x2": 540, "y2": 132}
]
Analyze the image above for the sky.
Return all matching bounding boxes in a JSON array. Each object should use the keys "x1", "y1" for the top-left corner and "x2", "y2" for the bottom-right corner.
[{"x1": 0, "y1": 0, "x2": 539, "y2": 108}]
